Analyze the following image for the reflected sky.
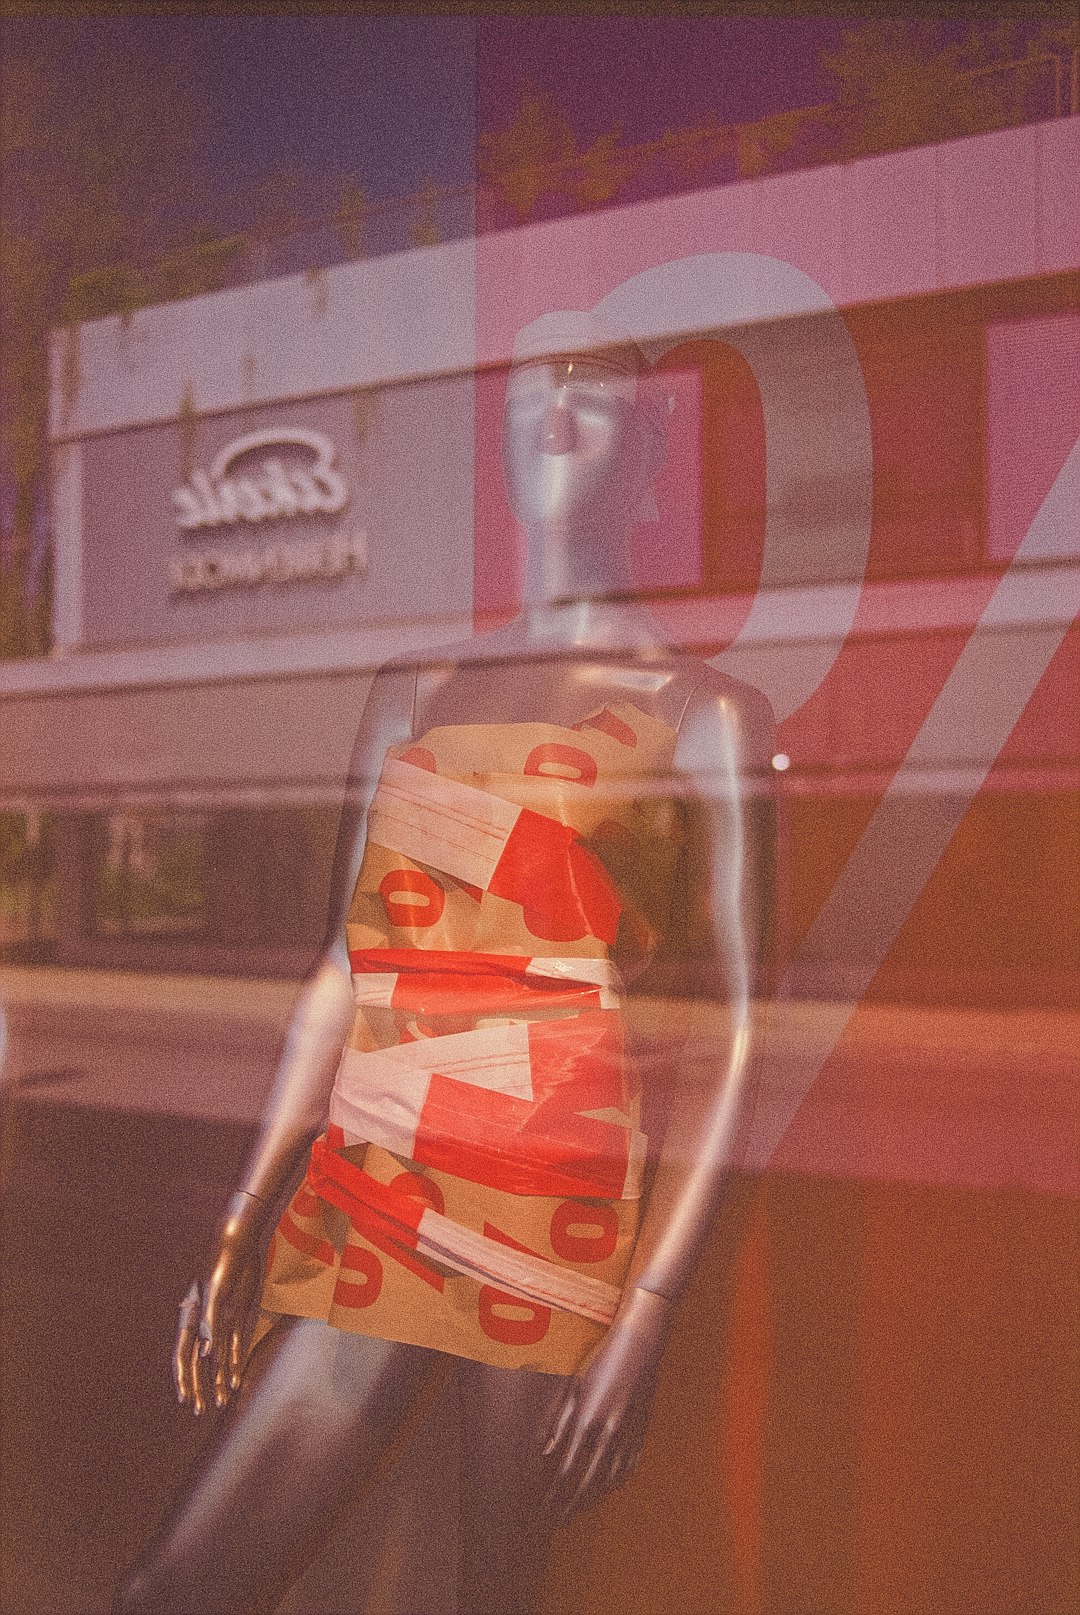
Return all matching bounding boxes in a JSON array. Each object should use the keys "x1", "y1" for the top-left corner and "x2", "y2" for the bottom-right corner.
[{"x1": 3, "y1": 13, "x2": 1041, "y2": 220}]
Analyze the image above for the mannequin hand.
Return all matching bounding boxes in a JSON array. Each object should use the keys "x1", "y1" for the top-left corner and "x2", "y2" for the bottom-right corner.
[
  {"x1": 172, "y1": 1192, "x2": 266, "y2": 1416},
  {"x1": 541, "y1": 1286, "x2": 674, "y2": 1522}
]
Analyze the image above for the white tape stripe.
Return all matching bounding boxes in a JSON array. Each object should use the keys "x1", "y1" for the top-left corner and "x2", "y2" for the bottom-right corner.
[
  {"x1": 330, "y1": 1067, "x2": 426, "y2": 1160},
  {"x1": 381, "y1": 758, "x2": 522, "y2": 836},
  {"x1": 351, "y1": 972, "x2": 399, "y2": 1007},
  {"x1": 334, "y1": 1021, "x2": 534, "y2": 1107},
  {"x1": 331, "y1": 1018, "x2": 642, "y2": 1198},
  {"x1": 525, "y1": 956, "x2": 623, "y2": 989},
  {"x1": 416, "y1": 1207, "x2": 622, "y2": 1324},
  {"x1": 330, "y1": 1024, "x2": 536, "y2": 1156},
  {"x1": 368, "y1": 758, "x2": 520, "y2": 888},
  {"x1": 622, "y1": 1127, "x2": 648, "y2": 1200}
]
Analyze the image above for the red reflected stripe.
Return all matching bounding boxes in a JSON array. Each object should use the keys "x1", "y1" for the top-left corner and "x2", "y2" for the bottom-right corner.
[
  {"x1": 527, "y1": 1010, "x2": 626, "y2": 1111},
  {"x1": 351, "y1": 948, "x2": 532, "y2": 976},
  {"x1": 414, "y1": 1074, "x2": 629, "y2": 1199},
  {"x1": 349, "y1": 948, "x2": 607, "y2": 1012},
  {"x1": 724, "y1": 1196, "x2": 770, "y2": 1615},
  {"x1": 305, "y1": 1140, "x2": 445, "y2": 1289},
  {"x1": 488, "y1": 808, "x2": 621, "y2": 944}
]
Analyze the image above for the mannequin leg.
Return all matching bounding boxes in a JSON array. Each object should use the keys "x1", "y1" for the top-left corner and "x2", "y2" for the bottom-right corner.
[
  {"x1": 456, "y1": 1360, "x2": 566, "y2": 1615},
  {"x1": 114, "y1": 1316, "x2": 445, "y2": 1615}
]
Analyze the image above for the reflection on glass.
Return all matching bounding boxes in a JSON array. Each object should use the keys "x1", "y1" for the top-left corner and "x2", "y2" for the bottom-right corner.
[
  {"x1": 0, "y1": 812, "x2": 55, "y2": 960},
  {"x1": 90, "y1": 811, "x2": 207, "y2": 941}
]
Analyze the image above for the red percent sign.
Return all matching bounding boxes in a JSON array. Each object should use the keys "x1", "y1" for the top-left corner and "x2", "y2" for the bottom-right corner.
[{"x1": 593, "y1": 256, "x2": 1080, "y2": 1173}]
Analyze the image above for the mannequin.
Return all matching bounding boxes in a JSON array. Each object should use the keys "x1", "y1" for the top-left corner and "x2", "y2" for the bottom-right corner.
[{"x1": 114, "y1": 310, "x2": 776, "y2": 1615}]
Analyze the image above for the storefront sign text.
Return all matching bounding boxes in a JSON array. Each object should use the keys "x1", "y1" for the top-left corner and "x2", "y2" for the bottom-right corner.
[
  {"x1": 171, "y1": 428, "x2": 349, "y2": 529},
  {"x1": 169, "y1": 529, "x2": 368, "y2": 596}
]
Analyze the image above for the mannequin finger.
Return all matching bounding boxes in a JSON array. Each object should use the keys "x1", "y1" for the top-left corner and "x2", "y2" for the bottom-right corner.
[
  {"x1": 549, "y1": 1420, "x2": 604, "y2": 1517},
  {"x1": 189, "y1": 1333, "x2": 209, "y2": 1416},
  {"x1": 567, "y1": 1444, "x2": 623, "y2": 1519},
  {"x1": 200, "y1": 1272, "x2": 225, "y2": 1363},
  {"x1": 612, "y1": 1444, "x2": 641, "y2": 1492},
  {"x1": 214, "y1": 1324, "x2": 243, "y2": 1406},
  {"x1": 211, "y1": 1327, "x2": 234, "y2": 1408},
  {"x1": 603, "y1": 1448, "x2": 628, "y2": 1499},
  {"x1": 188, "y1": 1354, "x2": 202, "y2": 1416},
  {"x1": 560, "y1": 1425, "x2": 615, "y2": 1522},
  {"x1": 540, "y1": 1386, "x2": 576, "y2": 1459},
  {"x1": 172, "y1": 1325, "x2": 197, "y2": 1403},
  {"x1": 542, "y1": 1414, "x2": 594, "y2": 1511},
  {"x1": 196, "y1": 1283, "x2": 219, "y2": 1406},
  {"x1": 173, "y1": 1284, "x2": 201, "y2": 1403},
  {"x1": 548, "y1": 1415, "x2": 590, "y2": 1500},
  {"x1": 586, "y1": 1444, "x2": 625, "y2": 1508},
  {"x1": 213, "y1": 1344, "x2": 229, "y2": 1408},
  {"x1": 228, "y1": 1326, "x2": 243, "y2": 1391},
  {"x1": 604, "y1": 1442, "x2": 639, "y2": 1499}
]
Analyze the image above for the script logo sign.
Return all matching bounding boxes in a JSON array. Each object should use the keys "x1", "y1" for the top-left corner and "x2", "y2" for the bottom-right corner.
[{"x1": 171, "y1": 428, "x2": 350, "y2": 532}]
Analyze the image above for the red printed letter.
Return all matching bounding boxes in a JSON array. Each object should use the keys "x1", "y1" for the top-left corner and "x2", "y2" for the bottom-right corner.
[
  {"x1": 379, "y1": 868, "x2": 446, "y2": 929},
  {"x1": 549, "y1": 1200, "x2": 619, "y2": 1263}
]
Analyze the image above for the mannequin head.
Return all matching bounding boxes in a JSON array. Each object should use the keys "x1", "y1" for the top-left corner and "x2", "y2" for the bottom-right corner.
[{"x1": 502, "y1": 315, "x2": 671, "y2": 605}]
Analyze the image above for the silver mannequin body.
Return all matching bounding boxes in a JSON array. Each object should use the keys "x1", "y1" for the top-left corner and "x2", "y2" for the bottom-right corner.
[{"x1": 114, "y1": 348, "x2": 776, "y2": 1615}]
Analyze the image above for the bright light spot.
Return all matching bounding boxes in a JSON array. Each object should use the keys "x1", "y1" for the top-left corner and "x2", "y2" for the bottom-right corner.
[{"x1": 771, "y1": 753, "x2": 791, "y2": 772}]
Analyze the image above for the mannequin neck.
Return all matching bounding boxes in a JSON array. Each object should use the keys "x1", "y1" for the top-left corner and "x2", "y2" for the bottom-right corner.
[
  {"x1": 511, "y1": 515, "x2": 658, "y2": 649},
  {"x1": 520, "y1": 512, "x2": 638, "y2": 605}
]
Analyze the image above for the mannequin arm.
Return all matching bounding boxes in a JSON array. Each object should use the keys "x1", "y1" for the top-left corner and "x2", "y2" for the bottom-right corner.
[
  {"x1": 173, "y1": 666, "x2": 417, "y2": 1414},
  {"x1": 544, "y1": 681, "x2": 775, "y2": 1516},
  {"x1": 172, "y1": 958, "x2": 356, "y2": 1414}
]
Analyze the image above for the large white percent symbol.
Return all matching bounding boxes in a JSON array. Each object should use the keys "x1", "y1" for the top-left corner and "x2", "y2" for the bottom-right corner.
[{"x1": 598, "y1": 254, "x2": 1080, "y2": 1171}]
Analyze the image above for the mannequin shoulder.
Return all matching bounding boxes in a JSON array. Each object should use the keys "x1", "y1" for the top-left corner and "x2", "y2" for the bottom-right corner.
[
  {"x1": 342, "y1": 662, "x2": 418, "y2": 784},
  {"x1": 674, "y1": 664, "x2": 778, "y2": 773}
]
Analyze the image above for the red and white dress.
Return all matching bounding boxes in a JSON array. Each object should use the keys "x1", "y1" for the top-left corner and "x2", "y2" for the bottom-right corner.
[{"x1": 258, "y1": 702, "x2": 683, "y2": 1373}]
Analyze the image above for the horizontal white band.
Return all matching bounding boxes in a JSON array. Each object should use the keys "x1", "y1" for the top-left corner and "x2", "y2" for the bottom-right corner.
[
  {"x1": 351, "y1": 971, "x2": 401, "y2": 1007},
  {"x1": 330, "y1": 1021, "x2": 534, "y2": 1155},
  {"x1": 525, "y1": 955, "x2": 623, "y2": 990},
  {"x1": 415, "y1": 1206, "x2": 622, "y2": 1325},
  {"x1": 622, "y1": 1125, "x2": 648, "y2": 1200}
]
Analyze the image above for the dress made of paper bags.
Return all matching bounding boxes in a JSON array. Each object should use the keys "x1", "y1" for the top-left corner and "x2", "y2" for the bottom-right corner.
[{"x1": 257, "y1": 701, "x2": 684, "y2": 1373}]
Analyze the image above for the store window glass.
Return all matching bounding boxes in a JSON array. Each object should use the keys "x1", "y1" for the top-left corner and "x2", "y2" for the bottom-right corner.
[
  {"x1": 0, "y1": 812, "x2": 57, "y2": 960},
  {"x1": 89, "y1": 810, "x2": 207, "y2": 942}
]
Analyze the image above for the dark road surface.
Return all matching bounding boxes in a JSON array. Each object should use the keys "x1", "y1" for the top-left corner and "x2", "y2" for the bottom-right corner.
[{"x1": 2, "y1": 971, "x2": 1077, "y2": 1615}]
